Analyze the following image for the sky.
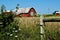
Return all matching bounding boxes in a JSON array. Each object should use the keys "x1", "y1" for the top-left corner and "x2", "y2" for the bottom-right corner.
[{"x1": 0, "y1": 0, "x2": 60, "y2": 14}]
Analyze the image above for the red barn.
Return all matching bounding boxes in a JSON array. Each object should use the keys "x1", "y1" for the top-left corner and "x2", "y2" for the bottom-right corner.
[
  {"x1": 56, "y1": 12, "x2": 60, "y2": 16},
  {"x1": 13, "y1": 7, "x2": 36, "y2": 17},
  {"x1": 2, "y1": 10, "x2": 12, "y2": 15},
  {"x1": 3, "y1": 12, "x2": 12, "y2": 15}
]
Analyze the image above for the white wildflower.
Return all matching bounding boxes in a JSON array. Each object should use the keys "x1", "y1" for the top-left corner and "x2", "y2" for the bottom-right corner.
[
  {"x1": 15, "y1": 35, "x2": 18, "y2": 38},
  {"x1": 13, "y1": 28, "x2": 15, "y2": 30},
  {"x1": 10, "y1": 34, "x2": 13, "y2": 36},
  {"x1": 15, "y1": 30, "x2": 18, "y2": 32},
  {"x1": 19, "y1": 29, "x2": 21, "y2": 31}
]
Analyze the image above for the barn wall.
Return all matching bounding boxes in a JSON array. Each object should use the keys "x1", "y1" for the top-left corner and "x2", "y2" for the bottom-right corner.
[
  {"x1": 17, "y1": 13, "x2": 30, "y2": 17},
  {"x1": 3, "y1": 12, "x2": 12, "y2": 14},
  {"x1": 56, "y1": 13, "x2": 60, "y2": 16}
]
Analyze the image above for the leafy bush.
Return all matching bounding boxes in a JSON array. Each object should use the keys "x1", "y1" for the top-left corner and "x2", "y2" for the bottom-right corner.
[
  {"x1": 0, "y1": 5, "x2": 19, "y2": 40},
  {"x1": 44, "y1": 14, "x2": 53, "y2": 17}
]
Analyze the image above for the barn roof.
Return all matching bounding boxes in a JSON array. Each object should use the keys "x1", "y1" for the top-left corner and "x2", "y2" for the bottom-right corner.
[
  {"x1": 12, "y1": 8, "x2": 32, "y2": 15},
  {"x1": 56, "y1": 12, "x2": 60, "y2": 13},
  {"x1": 6, "y1": 10, "x2": 10, "y2": 12}
]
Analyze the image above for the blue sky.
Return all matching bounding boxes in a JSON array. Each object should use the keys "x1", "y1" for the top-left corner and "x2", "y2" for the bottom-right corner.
[{"x1": 0, "y1": 0, "x2": 60, "y2": 14}]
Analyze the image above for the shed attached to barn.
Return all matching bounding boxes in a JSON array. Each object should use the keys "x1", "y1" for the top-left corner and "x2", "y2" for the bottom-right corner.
[{"x1": 56, "y1": 12, "x2": 60, "y2": 16}]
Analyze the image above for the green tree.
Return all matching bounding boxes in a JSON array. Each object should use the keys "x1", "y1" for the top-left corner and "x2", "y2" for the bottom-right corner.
[
  {"x1": 1, "y1": 4, "x2": 6, "y2": 28},
  {"x1": 53, "y1": 11, "x2": 58, "y2": 15},
  {"x1": 36, "y1": 14, "x2": 40, "y2": 17},
  {"x1": 1, "y1": 4, "x2": 6, "y2": 13},
  {"x1": 16, "y1": 4, "x2": 19, "y2": 12}
]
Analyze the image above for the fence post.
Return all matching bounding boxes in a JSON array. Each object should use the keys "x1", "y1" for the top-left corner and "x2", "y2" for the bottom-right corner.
[{"x1": 40, "y1": 15, "x2": 44, "y2": 40}]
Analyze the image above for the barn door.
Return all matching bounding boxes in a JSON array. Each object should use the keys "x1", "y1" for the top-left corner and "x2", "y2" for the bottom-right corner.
[{"x1": 30, "y1": 12, "x2": 34, "y2": 16}]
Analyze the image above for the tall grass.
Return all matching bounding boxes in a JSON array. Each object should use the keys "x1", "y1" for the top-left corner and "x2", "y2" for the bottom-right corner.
[
  {"x1": 14, "y1": 17, "x2": 40, "y2": 40},
  {"x1": 14, "y1": 17, "x2": 60, "y2": 40},
  {"x1": 44, "y1": 22, "x2": 60, "y2": 40}
]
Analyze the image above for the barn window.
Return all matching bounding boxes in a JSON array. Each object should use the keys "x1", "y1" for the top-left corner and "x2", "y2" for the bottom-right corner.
[{"x1": 30, "y1": 12, "x2": 34, "y2": 16}]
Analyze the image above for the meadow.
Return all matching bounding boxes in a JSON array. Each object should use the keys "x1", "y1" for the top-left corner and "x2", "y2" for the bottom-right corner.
[
  {"x1": 14, "y1": 17, "x2": 40, "y2": 40},
  {"x1": 45, "y1": 22, "x2": 60, "y2": 40},
  {"x1": 14, "y1": 17, "x2": 60, "y2": 40}
]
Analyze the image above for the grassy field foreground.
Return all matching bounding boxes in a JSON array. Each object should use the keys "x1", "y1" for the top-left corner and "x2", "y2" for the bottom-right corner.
[
  {"x1": 14, "y1": 17, "x2": 60, "y2": 40},
  {"x1": 14, "y1": 17, "x2": 40, "y2": 40}
]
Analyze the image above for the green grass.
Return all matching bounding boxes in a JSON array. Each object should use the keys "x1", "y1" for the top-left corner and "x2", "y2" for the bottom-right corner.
[
  {"x1": 1, "y1": 17, "x2": 60, "y2": 40},
  {"x1": 14, "y1": 17, "x2": 40, "y2": 40},
  {"x1": 14, "y1": 17, "x2": 60, "y2": 40},
  {"x1": 44, "y1": 22, "x2": 60, "y2": 40}
]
